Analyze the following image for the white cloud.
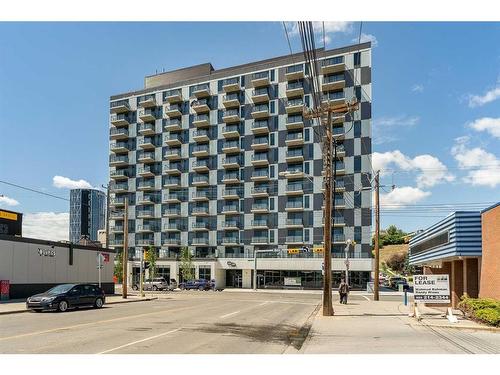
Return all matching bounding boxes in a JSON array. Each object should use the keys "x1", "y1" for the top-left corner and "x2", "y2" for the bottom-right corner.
[
  {"x1": 373, "y1": 150, "x2": 454, "y2": 188},
  {"x1": 380, "y1": 187, "x2": 431, "y2": 207},
  {"x1": 468, "y1": 117, "x2": 500, "y2": 138},
  {"x1": 451, "y1": 137, "x2": 500, "y2": 188},
  {"x1": 23, "y1": 212, "x2": 69, "y2": 241},
  {"x1": 352, "y1": 33, "x2": 378, "y2": 47},
  {"x1": 411, "y1": 84, "x2": 424, "y2": 93},
  {"x1": 53, "y1": 175, "x2": 92, "y2": 189},
  {"x1": 285, "y1": 22, "x2": 353, "y2": 46},
  {"x1": 0, "y1": 195, "x2": 19, "y2": 207},
  {"x1": 372, "y1": 115, "x2": 419, "y2": 144},
  {"x1": 468, "y1": 85, "x2": 500, "y2": 107}
]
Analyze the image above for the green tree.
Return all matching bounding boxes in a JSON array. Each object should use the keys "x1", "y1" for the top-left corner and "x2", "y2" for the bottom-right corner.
[
  {"x1": 403, "y1": 252, "x2": 415, "y2": 275},
  {"x1": 145, "y1": 245, "x2": 157, "y2": 279},
  {"x1": 114, "y1": 250, "x2": 123, "y2": 283},
  {"x1": 180, "y1": 247, "x2": 194, "y2": 282}
]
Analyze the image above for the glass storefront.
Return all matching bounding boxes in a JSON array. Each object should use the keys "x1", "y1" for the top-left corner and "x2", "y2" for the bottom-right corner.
[{"x1": 199, "y1": 266, "x2": 211, "y2": 281}]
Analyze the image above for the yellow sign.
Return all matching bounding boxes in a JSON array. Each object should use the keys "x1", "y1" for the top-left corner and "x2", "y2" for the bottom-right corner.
[
  {"x1": 0, "y1": 211, "x2": 17, "y2": 221},
  {"x1": 288, "y1": 248, "x2": 300, "y2": 254}
]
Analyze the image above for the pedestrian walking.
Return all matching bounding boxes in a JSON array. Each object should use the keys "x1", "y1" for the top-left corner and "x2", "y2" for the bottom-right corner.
[
  {"x1": 211, "y1": 279, "x2": 216, "y2": 291},
  {"x1": 339, "y1": 279, "x2": 350, "y2": 304}
]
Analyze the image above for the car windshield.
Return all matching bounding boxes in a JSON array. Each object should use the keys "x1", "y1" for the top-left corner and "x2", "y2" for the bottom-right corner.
[{"x1": 46, "y1": 284, "x2": 75, "y2": 295}]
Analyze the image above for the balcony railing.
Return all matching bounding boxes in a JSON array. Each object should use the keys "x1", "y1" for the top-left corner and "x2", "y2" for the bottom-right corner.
[
  {"x1": 137, "y1": 181, "x2": 155, "y2": 189},
  {"x1": 110, "y1": 128, "x2": 129, "y2": 138},
  {"x1": 287, "y1": 115, "x2": 303, "y2": 124},
  {"x1": 193, "y1": 176, "x2": 209, "y2": 184},
  {"x1": 192, "y1": 237, "x2": 209, "y2": 244},
  {"x1": 192, "y1": 207, "x2": 209, "y2": 214},
  {"x1": 286, "y1": 64, "x2": 304, "y2": 74},
  {"x1": 251, "y1": 187, "x2": 268, "y2": 195},
  {"x1": 192, "y1": 160, "x2": 209, "y2": 169},
  {"x1": 164, "y1": 223, "x2": 184, "y2": 231},
  {"x1": 286, "y1": 81, "x2": 304, "y2": 90},
  {"x1": 222, "y1": 237, "x2": 239, "y2": 244},
  {"x1": 286, "y1": 201, "x2": 303, "y2": 209},
  {"x1": 285, "y1": 132, "x2": 303, "y2": 141},
  {"x1": 251, "y1": 237, "x2": 268, "y2": 244},
  {"x1": 286, "y1": 218, "x2": 303, "y2": 226},
  {"x1": 252, "y1": 153, "x2": 268, "y2": 162},
  {"x1": 252, "y1": 170, "x2": 269, "y2": 178},
  {"x1": 110, "y1": 100, "x2": 130, "y2": 112},
  {"x1": 252, "y1": 203, "x2": 269, "y2": 210},
  {"x1": 323, "y1": 91, "x2": 345, "y2": 102},
  {"x1": 286, "y1": 184, "x2": 303, "y2": 192},
  {"x1": 163, "y1": 118, "x2": 182, "y2": 130},
  {"x1": 222, "y1": 221, "x2": 239, "y2": 229},
  {"x1": 323, "y1": 73, "x2": 345, "y2": 83},
  {"x1": 333, "y1": 234, "x2": 346, "y2": 242},
  {"x1": 110, "y1": 155, "x2": 129, "y2": 165},
  {"x1": 163, "y1": 209, "x2": 181, "y2": 216},
  {"x1": 222, "y1": 205, "x2": 238, "y2": 212},
  {"x1": 193, "y1": 191, "x2": 210, "y2": 199},
  {"x1": 136, "y1": 209, "x2": 154, "y2": 217},
  {"x1": 252, "y1": 220, "x2": 268, "y2": 227},
  {"x1": 286, "y1": 236, "x2": 303, "y2": 243},
  {"x1": 286, "y1": 150, "x2": 303, "y2": 158},
  {"x1": 192, "y1": 222, "x2": 209, "y2": 230}
]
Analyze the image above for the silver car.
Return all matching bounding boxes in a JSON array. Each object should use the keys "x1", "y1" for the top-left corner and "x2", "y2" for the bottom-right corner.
[{"x1": 133, "y1": 277, "x2": 171, "y2": 291}]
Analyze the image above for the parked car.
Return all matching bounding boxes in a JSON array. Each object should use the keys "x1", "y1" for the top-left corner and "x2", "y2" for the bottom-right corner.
[
  {"x1": 26, "y1": 283, "x2": 105, "y2": 312},
  {"x1": 132, "y1": 277, "x2": 172, "y2": 291},
  {"x1": 389, "y1": 276, "x2": 408, "y2": 289},
  {"x1": 179, "y1": 279, "x2": 211, "y2": 291}
]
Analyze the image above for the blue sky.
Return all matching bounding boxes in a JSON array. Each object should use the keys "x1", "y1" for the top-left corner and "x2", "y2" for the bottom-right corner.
[{"x1": 0, "y1": 22, "x2": 499, "y2": 239}]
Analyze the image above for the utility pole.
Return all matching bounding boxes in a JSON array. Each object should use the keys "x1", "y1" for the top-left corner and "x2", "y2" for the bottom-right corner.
[
  {"x1": 374, "y1": 170, "x2": 380, "y2": 301},
  {"x1": 122, "y1": 199, "x2": 128, "y2": 299},
  {"x1": 140, "y1": 248, "x2": 144, "y2": 297},
  {"x1": 103, "y1": 183, "x2": 110, "y2": 249}
]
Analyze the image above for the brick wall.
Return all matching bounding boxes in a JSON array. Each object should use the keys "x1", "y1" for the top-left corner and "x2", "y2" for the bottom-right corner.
[{"x1": 479, "y1": 205, "x2": 500, "y2": 300}]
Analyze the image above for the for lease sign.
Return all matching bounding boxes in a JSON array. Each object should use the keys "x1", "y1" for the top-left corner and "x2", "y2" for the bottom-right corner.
[{"x1": 413, "y1": 274, "x2": 450, "y2": 303}]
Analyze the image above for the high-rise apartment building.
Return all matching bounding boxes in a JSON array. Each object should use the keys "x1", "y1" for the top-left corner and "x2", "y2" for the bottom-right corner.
[
  {"x1": 109, "y1": 42, "x2": 372, "y2": 289},
  {"x1": 69, "y1": 189, "x2": 106, "y2": 244}
]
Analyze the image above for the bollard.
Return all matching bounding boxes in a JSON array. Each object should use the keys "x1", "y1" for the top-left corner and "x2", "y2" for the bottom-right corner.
[{"x1": 404, "y1": 290, "x2": 408, "y2": 306}]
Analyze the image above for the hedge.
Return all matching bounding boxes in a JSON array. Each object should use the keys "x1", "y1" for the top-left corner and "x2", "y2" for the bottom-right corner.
[{"x1": 458, "y1": 296, "x2": 500, "y2": 327}]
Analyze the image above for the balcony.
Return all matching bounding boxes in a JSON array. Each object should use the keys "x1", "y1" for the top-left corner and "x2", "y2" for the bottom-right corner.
[
  {"x1": 284, "y1": 167, "x2": 304, "y2": 179},
  {"x1": 110, "y1": 113, "x2": 130, "y2": 127},
  {"x1": 285, "y1": 64, "x2": 304, "y2": 80},
  {"x1": 251, "y1": 186, "x2": 269, "y2": 197},
  {"x1": 164, "y1": 223, "x2": 184, "y2": 232},
  {"x1": 251, "y1": 71, "x2": 270, "y2": 87},
  {"x1": 138, "y1": 108, "x2": 157, "y2": 122},
  {"x1": 286, "y1": 218, "x2": 303, "y2": 228},
  {"x1": 110, "y1": 225, "x2": 124, "y2": 233},
  {"x1": 163, "y1": 178, "x2": 181, "y2": 188},
  {"x1": 251, "y1": 220, "x2": 268, "y2": 229},
  {"x1": 333, "y1": 234, "x2": 346, "y2": 244},
  {"x1": 222, "y1": 189, "x2": 239, "y2": 199},
  {"x1": 136, "y1": 209, "x2": 155, "y2": 219},
  {"x1": 251, "y1": 153, "x2": 269, "y2": 166},
  {"x1": 285, "y1": 98, "x2": 304, "y2": 114},
  {"x1": 285, "y1": 183, "x2": 304, "y2": 195},
  {"x1": 251, "y1": 169, "x2": 269, "y2": 181},
  {"x1": 137, "y1": 151, "x2": 155, "y2": 164},
  {"x1": 285, "y1": 149, "x2": 304, "y2": 163},
  {"x1": 222, "y1": 205, "x2": 239, "y2": 215},
  {"x1": 222, "y1": 237, "x2": 239, "y2": 246},
  {"x1": 321, "y1": 162, "x2": 345, "y2": 176},
  {"x1": 163, "y1": 163, "x2": 182, "y2": 175},
  {"x1": 110, "y1": 196, "x2": 126, "y2": 207},
  {"x1": 336, "y1": 145, "x2": 346, "y2": 158},
  {"x1": 191, "y1": 99, "x2": 210, "y2": 114},
  {"x1": 192, "y1": 207, "x2": 209, "y2": 216},
  {"x1": 162, "y1": 238, "x2": 181, "y2": 246},
  {"x1": 251, "y1": 120, "x2": 269, "y2": 134},
  {"x1": 335, "y1": 198, "x2": 346, "y2": 209},
  {"x1": 222, "y1": 93, "x2": 240, "y2": 108},
  {"x1": 251, "y1": 137, "x2": 269, "y2": 150},
  {"x1": 251, "y1": 236, "x2": 269, "y2": 245},
  {"x1": 222, "y1": 141, "x2": 240, "y2": 154},
  {"x1": 109, "y1": 169, "x2": 130, "y2": 181},
  {"x1": 137, "y1": 194, "x2": 156, "y2": 205},
  {"x1": 192, "y1": 114, "x2": 210, "y2": 128},
  {"x1": 191, "y1": 83, "x2": 210, "y2": 98},
  {"x1": 137, "y1": 181, "x2": 155, "y2": 191},
  {"x1": 251, "y1": 203, "x2": 269, "y2": 213},
  {"x1": 321, "y1": 56, "x2": 345, "y2": 75},
  {"x1": 192, "y1": 144, "x2": 209, "y2": 157},
  {"x1": 137, "y1": 166, "x2": 157, "y2": 178},
  {"x1": 222, "y1": 77, "x2": 241, "y2": 93},
  {"x1": 163, "y1": 209, "x2": 181, "y2": 218},
  {"x1": 192, "y1": 160, "x2": 210, "y2": 172},
  {"x1": 138, "y1": 123, "x2": 156, "y2": 136},
  {"x1": 222, "y1": 221, "x2": 239, "y2": 230},
  {"x1": 322, "y1": 73, "x2": 345, "y2": 91},
  {"x1": 163, "y1": 193, "x2": 182, "y2": 203},
  {"x1": 221, "y1": 124, "x2": 240, "y2": 138},
  {"x1": 285, "y1": 201, "x2": 303, "y2": 212},
  {"x1": 108, "y1": 239, "x2": 124, "y2": 247},
  {"x1": 332, "y1": 126, "x2": 346, "y2": 139},
  {"x1": 164, "y1": 133, "x2": 183, "y2": 146},
  {"x1": 164, "y1": 89, "x2": 183, "y2": 103},
  {"x1": 222, "y1": 109, "x2": 240, "y2": 123},
  {"x1": 222, "y1": 173, "x2": 240, "y2": 184},
  {"x1": 251, "y1": 104, "x2": 269, "y2": 119},
  {"x1": 110, "y1": 182, "x2": 128, "y2": 193},
  {"x1": 285, "y1": 81, "x2": 304, "y2": 98},
  {"x1": 110, "y1": 141, "x2": 129, "y2": 153},
  {"x1": 138, "y1": 95, "x2": 157, "y2": 108},
  {"x1": 285, "y1": 132, "x2": 304, "y2": 146},
  {"x1": 192, "y1": 129, "x2": 210, "y2": 142},
  {"x1": 221, "y1": 156, "x2": 240, "y2": 169},
  {"x1": 164, "y1": 149, "x2": 181, "y2": 160},
  {"x1": 110, "y1": 155, "x2": 129, "y2": 167},
  {"x1": 109, "y1": 127, "x2": 129, "y2": 140},
  {"x1": 164, "y1": 103, "x2": 182, "y2": 118},
  {"x1": 286, "y1": 115, "x2": 304, "y2": 130},
  {"x1": 192, "y1": 237, "x2": 209, "y2": 246},
  {"x1": 192, "y1": 175, "x2": 209, "y2": 186},
  {"x1": 163, "y1": 118, "x2": 182, "y2": 132},
  {"x1": 285, "y1": 236, "x2": 304, "y2": 245},
  {"x1": 192, "y1": 191, "x2": 210, "y2": 201},
  {"x1": 110, "y1": 100, "x2": 130, "y2": 114},
  {"x1": 138, "y1": 138, "x2": 155, "y2": 150},
  {"x1": 251, "y1": 88, "x2": 269, "y2": 104},
  {"x1": 192, "y1": 222, "x2": 210, "y2": 231},
  {"x1": 137, "y1": 224, "x2": 158, "y2": 233},
  {"x1": 322, "y1": 90, "x2": 345, "y2": 106}
]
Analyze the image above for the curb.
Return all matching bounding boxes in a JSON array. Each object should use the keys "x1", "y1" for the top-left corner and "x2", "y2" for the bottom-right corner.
[
  {"x1": 417, "y1": 322, "x2": 500, "y2": 333},
  {"x1": 0, "y1": 297, "x2": 158, "y2": 316}
]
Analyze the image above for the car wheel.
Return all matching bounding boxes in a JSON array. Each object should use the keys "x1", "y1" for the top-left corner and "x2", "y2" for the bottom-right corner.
[
  {"x1": 132, "y1": 285, "x2": 138, "y2": 291},
  {"x1": 57, "y1": 300, "x2": 68, "y2": 312},
  {"x1": 152, "y1": 285, "x2": 158, "y2": 291},
  {"x1": 198, "y1": 286, "x2": 204, "y2": 291},
  {"x1": 94, "y1": 297, "x2": 104, "y2": 308},
  {"x1": 180, "y1": 285, "x2": 185, "y2": 290}
]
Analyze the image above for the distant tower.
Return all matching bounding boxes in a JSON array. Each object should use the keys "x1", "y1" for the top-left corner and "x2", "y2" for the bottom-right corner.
[{"x1": 69, "y1": 189, "x2": 106, "y2": 243}]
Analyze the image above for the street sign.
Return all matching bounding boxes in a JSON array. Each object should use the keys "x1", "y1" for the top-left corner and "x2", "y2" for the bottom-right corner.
[{"x1": 413, "y1": 274, "x2": 451, "y2": 304}]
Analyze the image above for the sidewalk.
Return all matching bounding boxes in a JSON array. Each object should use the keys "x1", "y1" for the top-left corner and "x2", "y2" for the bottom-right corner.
[
  {"x1": 220, "y1": 288, "x2": 407, "y2": 296},
  {"x1": 0, "y1": 294, "x2": 157, "y2": 316}
]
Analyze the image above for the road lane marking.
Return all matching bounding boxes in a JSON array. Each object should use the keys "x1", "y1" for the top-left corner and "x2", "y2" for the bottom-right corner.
[
  {"x1": 258, "y1": 301, "x2": 269, "y2": 306},
  {"x1": 220, "y1": 311, "x2": 240, "y2": 319},
  {"x1": 98, "y1": 328, "x2": 181, "y2": 354},
  {"x1": 361, "y1": 295, "x2": 371, "y2": 301}
]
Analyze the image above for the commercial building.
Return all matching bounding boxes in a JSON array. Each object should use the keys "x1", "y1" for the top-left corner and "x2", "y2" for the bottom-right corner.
[
  {"x1": 69, "y1": 188, "x2": 106, "y2": 244},
  {"x1": 479, "y1": 203, "x2": 500, "y2": 300},
  {"x1": 0, "y1": 234, "x2": 115, "y2": 298},
  {"x1": 0, "y1": 209, "x2": 22, "y2": 236},
  {"x1": 108, "y1": 43, "x2": 373, "y2": 289}
]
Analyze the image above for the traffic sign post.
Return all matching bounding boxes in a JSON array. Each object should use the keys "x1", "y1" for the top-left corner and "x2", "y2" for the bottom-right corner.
[{"x1": 96, "y1": 253, "x2": 105, "y2": 288}]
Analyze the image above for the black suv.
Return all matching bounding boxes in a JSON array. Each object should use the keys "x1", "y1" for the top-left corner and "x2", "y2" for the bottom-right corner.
[{"x1": 26, "y1": 283, "x2": 106, "y2": 312}]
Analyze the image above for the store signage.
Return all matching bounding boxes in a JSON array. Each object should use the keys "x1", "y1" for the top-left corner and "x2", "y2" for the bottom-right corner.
[
  {"x1": 284, "y1": 277, "x2": 301, "y2": 286},
  {"x1": 288, "y1": 248, "x2": 300, "y2": 254},
  {"x1": 0, "y1": 211, "x2": 17, "y2": 221},
  {"x1": 413, "y1": 274, "x2": 450, "y2": 303},
  {"x1": 38, "y1": 248, "x2": 56, "y2": 257}
]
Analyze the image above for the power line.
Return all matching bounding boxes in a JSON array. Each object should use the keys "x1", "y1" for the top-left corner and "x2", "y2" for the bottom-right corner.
[{"x1": 0, "y1": 180, "x2": 70, "y2": 202}]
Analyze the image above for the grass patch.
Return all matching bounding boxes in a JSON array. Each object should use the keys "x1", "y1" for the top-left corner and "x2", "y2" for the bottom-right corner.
[{"x1": 458, "y1": 296, "x2": 500, "y2": 327}]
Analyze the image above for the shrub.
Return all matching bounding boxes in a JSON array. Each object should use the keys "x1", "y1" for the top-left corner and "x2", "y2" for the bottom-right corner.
[
  {"x1": 458, "y1": 296, "x2": 500, "y2": 327},
  {"x1": 386, "y1": 252, "x2": 406, "y2": 273},
  {"x1": 474, "y1": 308, "x2": 500, "y2": 327}
]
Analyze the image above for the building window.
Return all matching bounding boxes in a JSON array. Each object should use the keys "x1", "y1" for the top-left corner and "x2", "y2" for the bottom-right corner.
[
  {"x1": 304, "y1": 128, "x2": 310, "y2": 142},
  {"x1": 354, "y1": 121, "x2": 361, "y2": 137},
  {"x1": 304, "y1": 195, "x2": 310, "y2": 209},
  {"x1": 354, "y1": 192, "x2": 361, "y2": 208},
  {"x1": 354, "y1": 226, "x2": 362, "y2": 243},
  {"x1": 270, "y1": 69, "x2": 275, "y2": 82},
  {"x1": 354, "y1": 156, "x2": 361, "y2": 173},
  {"x1": 270, "y1": 100, "x2": 275, "y2": 114},
  {"x1": 199, "y1": 266, "x2": 211, "y2": 281},
  {"x1": 270, "y1": 165, "x2": 275, "y2": 178},
  {"x1": 270, "y1": 230, "x2": 275, "y2": 243},
  {"x1": 270, "y1": 133, "x2": 275, "y2": 146},
  {"x1": 355, "y1": 86, "x2": 362, "y2": 101},
  {"x1": 305, "y1": 228, "x2": 310, "y2": 242},
  {"x1": 305, "y1": 162, "x2": 310, "y2": 175},
  {"x1": 270, "y1": 197, "x2": 275, "y2": 210},
  {"x1": 354, "y1": 52, "x2": 361, "y2": 66}
]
